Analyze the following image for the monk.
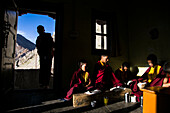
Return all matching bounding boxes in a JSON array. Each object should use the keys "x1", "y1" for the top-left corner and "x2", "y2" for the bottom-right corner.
[
  {"x1": 36, "y1": 25, "x2": 54, "y2": 89},
  {"x1": 141, "y1": 54, "x2": 164, "y2": 83},
  {"x1": 162, "y1": 62, "x2": 170, "y2": 87},
  {"x1": 92, "y1": 55, "x2": 122, "y2": 91},
  {"x1": 129, "y1": 54, "x2": 165, "y2": 101},
  {"x1": 115, "y1": 62, "x2": 133, "y2": 86},
  {"x1": 63, "y1": 59, "x2": 93, "y2": 101}
]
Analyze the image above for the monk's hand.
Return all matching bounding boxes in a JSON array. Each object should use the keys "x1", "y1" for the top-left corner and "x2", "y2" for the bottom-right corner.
[
  {"x1": 143, "y1": 79, "x2": 147, "y2": 83},
  {"x1": 85, "y1": 84, "x2": 89, "y2": 87},
  {"x1": 86, "y1": 83, "x2": 90, "y2": 87},
  {"x1": 85, "y1": 81, "x2": 91, "y2": 87}
]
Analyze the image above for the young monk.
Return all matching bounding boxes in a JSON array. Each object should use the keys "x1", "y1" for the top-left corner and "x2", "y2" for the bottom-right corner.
[
  {"x1": 115, "y1": 62, "x2": 133, "y2": 86},
  {"x1": 142, "y1": 54, "x2": 163, "y2": 83},
  {"x1": 92, "y1": 55, "x2": 122, "y2": 91},
  {"x1": 162, "y1": 62, "x2": 170, "y2": 87},
  {"x1": 63, "y1": 59, "x2": 93, "y2": 101},
  {"x1": 129, "y1": 54, "x2": 164, "y2": 101}
]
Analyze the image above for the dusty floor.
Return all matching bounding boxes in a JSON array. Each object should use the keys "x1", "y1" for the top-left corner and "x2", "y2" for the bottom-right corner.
[
  {"x1": 42, "y1": 100, "x2": 141, "y2": 113},
  {"x1": 3, "y1": 90, "x2": 141, "y2": 113}
]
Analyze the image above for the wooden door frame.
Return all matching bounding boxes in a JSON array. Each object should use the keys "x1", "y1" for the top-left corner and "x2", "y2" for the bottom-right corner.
[
  {"x1": 0, "y1": 1, "x2": 18, "y2": 95},
  {"x1": 1, "y1": 1, "x2": 64, "y2": 96},
  {"x1": 17, "y1": 4, "x2": 64, "y2": 94}
]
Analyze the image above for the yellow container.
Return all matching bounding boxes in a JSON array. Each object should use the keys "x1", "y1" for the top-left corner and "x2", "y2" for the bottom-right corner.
[{"x1": 104, "y1": 97, "x2": 109, "y2": 105}]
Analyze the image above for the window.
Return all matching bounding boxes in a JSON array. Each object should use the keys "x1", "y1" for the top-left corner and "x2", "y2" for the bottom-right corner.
[
  {"x1": 95, "y1": 19, "x2": 107, "y2": 50},
  {"x1": 92, "y1": 11, "x2": 111, "y2": 55},
  {"x1": 92, "y1": 11, "x2": 121, "y2": 56}
]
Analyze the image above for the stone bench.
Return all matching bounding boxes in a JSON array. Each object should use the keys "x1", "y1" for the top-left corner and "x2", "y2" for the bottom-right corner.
[{"x1": 73, "y1": 88, "x2": 132, "y2": 107}]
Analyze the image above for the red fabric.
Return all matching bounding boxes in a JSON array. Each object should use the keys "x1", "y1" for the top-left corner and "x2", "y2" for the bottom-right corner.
[
  {"x1": 129, "y1": 66, "x2": 165, "y2": 102},
  {"x1": 149, "y1": 74, "x2": 165, "y2": 87},
  {"x1": 69, "y1": 69, "x2": 81, "y2": 88},
  {"x1": 115, "y1": 68, "x2": 133, "y2": 86},
  {"x1": 94, "y1": 61, "x2": 122, "y2": 90},
  {"x1": 168, "y1": 78, "x2": 170, "y2": 83},
  {"x1": 65, "y1": 69, "x2": 93, "y2": 100}
]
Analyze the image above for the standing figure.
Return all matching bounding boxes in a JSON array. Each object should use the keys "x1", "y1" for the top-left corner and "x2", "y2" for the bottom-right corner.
[
  {"x1": 36, "y1": 25, "x2": 54, "y2": 89},
  {"x1": 92, "y1": 55, "x2": 122, "y2": 91},
  {"x1": 64, "y1": 59, "x2": 93, "y2": 101}
]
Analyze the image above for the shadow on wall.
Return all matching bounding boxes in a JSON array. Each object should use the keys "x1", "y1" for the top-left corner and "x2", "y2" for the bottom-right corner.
[
  {"x1": 149, "y1": 28, "x2": 159, "y2": 40},
  {"x1": 159, "y1": 60, "x2": 167, "y2": 67}
]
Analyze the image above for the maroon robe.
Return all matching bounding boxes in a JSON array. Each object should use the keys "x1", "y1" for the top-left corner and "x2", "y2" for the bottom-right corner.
[
  {"x1": 129, "y1": 66, "x2": 165, "y2": 102},
  {"x1": 93, "y1": 61, "x2": 122, "y2": 91},
  {"x1": 65, "y1": 69, "x2": 93, "y2": 100},
  {"x1": 115, "y1": 68, "x2": 133, "y2": 86}
]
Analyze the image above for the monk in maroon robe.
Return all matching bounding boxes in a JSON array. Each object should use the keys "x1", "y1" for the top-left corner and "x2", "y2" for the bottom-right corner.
[
  {"x1": 129, "y1": 54, "x2": 165, "y2": 102},
  {"x1": 92, "y1": 55, "x2": 122, "y2": 91},
  {"x1": 162, "y1": 62, "x2": 170, "y2": 87},
  {"x1": 64, "y1": 59, "x2": 93, "y2": 101},
  {"x1": 115, "y1": 62, "x2": 133, "y2": 86}
]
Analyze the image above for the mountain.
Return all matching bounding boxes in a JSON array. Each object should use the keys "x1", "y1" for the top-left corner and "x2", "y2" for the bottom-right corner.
[
  {"x1": 15, "y1": 34, "x2": 39, "y2": 69},
  {"x1": 15, "y1": 34, "x2": 54, "y2": 71},
  {"x1": 15, "y1": 34, "x2": 36, "y2": 59},
  {"x1": 17, "y1": 34, "x2": 36, "y2": 51}
]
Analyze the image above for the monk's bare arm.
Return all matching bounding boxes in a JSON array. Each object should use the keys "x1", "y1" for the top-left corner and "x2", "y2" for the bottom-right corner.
[{"x1": 162, "y1": 77, "x2": 170, "y2": 87}]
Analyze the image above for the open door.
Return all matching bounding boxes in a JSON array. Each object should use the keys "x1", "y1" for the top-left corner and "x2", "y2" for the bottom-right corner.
[{"x1": 1, "y1": 9, "x2": 18, "y2": 94}]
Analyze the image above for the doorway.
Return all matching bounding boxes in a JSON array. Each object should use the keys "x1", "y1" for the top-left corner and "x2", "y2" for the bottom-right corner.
[{"x1": 14, "y1": 13, "x2": 56, "y2": 90}]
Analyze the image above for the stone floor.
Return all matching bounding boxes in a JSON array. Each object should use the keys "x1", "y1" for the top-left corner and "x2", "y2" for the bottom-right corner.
[
  {"x1": 3, "y1": 90, "x2": 141, "y2": 113},
  {"x1": 41, "y1": 100, "x2": 141, "y2": 113}
]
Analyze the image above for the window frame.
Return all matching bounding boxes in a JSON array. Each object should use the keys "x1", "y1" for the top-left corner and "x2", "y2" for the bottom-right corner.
[{"x1": 91, "y1": 10, "x2": 111, "y2": 55}]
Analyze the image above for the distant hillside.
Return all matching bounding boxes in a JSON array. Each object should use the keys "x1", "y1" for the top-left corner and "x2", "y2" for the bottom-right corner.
[
  {"x1": 17, "y1": 34, "x2": 35, "y2": 51},
  {"x1": 14, "y1": 34, "x2": 54, "y2": 70},
  {"x1": 15, "y1": 34, "x2": 38, "y2": 69}
]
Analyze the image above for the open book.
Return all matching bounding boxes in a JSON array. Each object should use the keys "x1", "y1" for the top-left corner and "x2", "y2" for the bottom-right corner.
[{"x1": 84, "y1": 89, "x2": 102, "y2": 95}]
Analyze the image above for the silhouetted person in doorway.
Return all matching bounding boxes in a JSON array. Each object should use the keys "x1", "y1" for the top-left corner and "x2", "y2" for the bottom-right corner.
[{"x1": 36, "y1": 25, "x2": 54, "y2": 89}]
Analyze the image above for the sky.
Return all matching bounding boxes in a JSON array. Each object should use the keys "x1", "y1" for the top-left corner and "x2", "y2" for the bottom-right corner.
[{"x1": 17, "y1": 13, "x2": 56, "y2": 44}]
